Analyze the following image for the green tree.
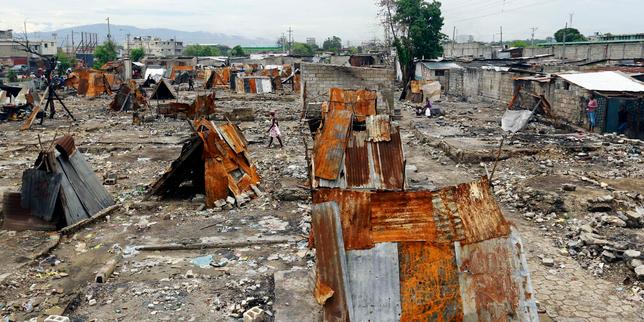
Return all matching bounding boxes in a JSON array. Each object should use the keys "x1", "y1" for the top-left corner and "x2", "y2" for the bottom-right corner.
[
  {"x1": 55, "y1": 50, "x2": 75, "y2": 75},
  {"x1": 7, "y1": 69, "x2": 18, "y2": 82},
  {"x1": 230, "y1": 45, "x2": 246, "y2": 57},
  {"x1": 130, "y1": 47, "x2": 145, "y2": 61},
  {"x1": 291, "y1": 42, "x2": 314, "y2": 56},
  {"x1": 184, "y1": 44, "x2": 221, "y2": 57},
  {"x1": 323, "y1": 36, "x2": 342, "y2": 52},
  {"x1": 379, "y1": 0, "x2": 445, "y2": 92},
  {"x1": 510, "y1": 40, "x2": 529, "y2": 48},
  {"x1": 554, "y1": 28, "x2": 586, "y2": 42},
  {"x1": 93, "y1": 40, "x2": 118, "y2": 69}
]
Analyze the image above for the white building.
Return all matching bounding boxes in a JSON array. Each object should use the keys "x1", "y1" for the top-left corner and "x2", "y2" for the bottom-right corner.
[{"x1": 128, "y1": 36, "x2": 184, "y2": 57}]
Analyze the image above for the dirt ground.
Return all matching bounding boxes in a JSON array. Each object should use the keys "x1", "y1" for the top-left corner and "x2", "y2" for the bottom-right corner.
[{"x1": 0, "y1": 84, "x2": 642, "y2": 321}]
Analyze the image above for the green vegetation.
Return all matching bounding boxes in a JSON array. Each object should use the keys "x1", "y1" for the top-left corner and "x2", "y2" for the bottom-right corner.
[
  {"x1": 322, "y1": 36, "x2": 342, "y2": 53},
  {"x1": 7, "y1": 69, "x2": 18, "y2": 82},
  {"x1": 230, "y1": 45, "x2": 246, "y2": 57},
  {"x1": 55, "y1": 50, "x2": 75, "y2": 75},
  {"x1": 555, "y1": 28, "x2": 586, "y2": 42},
  {"x1": 379, "y1": 0, "x2": 445, "y2": 87},
  {"x1": 510, "y1": 40, "x2": 529, "y2": 48},
  {"x1": 184, "y1": 44, "x2": 222, "y2": 57},
  {"x1": 291, "y1": 43, "x2": 315, "y2": 56},
  {"x1": 130, "y1": 48, "x2": 145, "y2": 61},
  {"x1": 93, "y1": 41, "x2": 118, "y2": 69}
]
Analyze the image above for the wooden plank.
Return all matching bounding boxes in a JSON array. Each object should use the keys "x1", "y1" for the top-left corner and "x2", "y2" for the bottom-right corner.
[
  {"x1": 54, "y1": 165, "x2": 90, "y2": 225},
  {"x1": 20, "y1": 169, "x2": 61, "y2": 221},
  {"x1": 399, "y1": 242, "x2": 463, "y2": 321},
  {"x1": 57, "y1": 153, "x2": 114, "y2": 216},
  {"x1": 312, "y1": 202, "x2": 353, "y2": 322},
  {"x1": 346, "y1": 243, "x2": 401, "y2": 321},
  {"x1": 59, "y1": 204, "x2": 120, "y2": 235}
]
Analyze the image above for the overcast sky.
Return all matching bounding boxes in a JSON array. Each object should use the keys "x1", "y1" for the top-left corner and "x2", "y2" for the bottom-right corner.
[{"x1": 0, "y1": 0, "x2": 642, "y2": 45}]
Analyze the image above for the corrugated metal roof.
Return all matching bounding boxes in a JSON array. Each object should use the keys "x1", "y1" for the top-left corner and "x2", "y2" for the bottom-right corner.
[
  {"x1": 313, "y1": 110, "x2": 353, "y2": 181},
  {"x1": 422, "y1": 61, "x2": 464, "y2": 70},
  {"x1": 557, "y1": 71, "x2": 644, "y2": 92},
  {"x1": 366, "y1": 115, "x2": 391, "y2": 142}
]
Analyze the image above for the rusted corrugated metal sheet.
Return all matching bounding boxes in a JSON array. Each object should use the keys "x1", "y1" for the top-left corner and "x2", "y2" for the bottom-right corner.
[
  {"x1": 68, "y1": 69, "x2": 116, "y2": 97},
  {"x1": 399, "y1": 242, "x2": 463, "y2": 321},
  {"x1": 312, "y1": 202, "x2": 354, "y2": 322},
  {"x1": 344, "y1": 132, "x2": 370, "y2": 188},
  {"x1": 454, "y1": 177, "x2": 511, "y2": 244},
  {"x1": 366, "y1": 115, "x2": 391, "y2": 142},
  {"x1": 371, "y1": 129, "x2": 404, "y2": 189},
  {"x1": 370, "y1": 190, "x2": 436, "y2": 243},
  {"x1": 314, "y1": 110, "x2": 353, "y2": 181},
  {"x1": 55, "y1": 135, "x2": 77, "y2": 157},
  {"x1": 313, "y1": 189, "x2": 374, "y2": 250},
  {"x1": 346, "y1": 243, "x2": 401, "y2": 320},
  {"x1": 169, "y1": 65, "x2": 194, "y2": 80},
  {"x1": 219, "y1": 122, "x2": 247, "y2": 154}
]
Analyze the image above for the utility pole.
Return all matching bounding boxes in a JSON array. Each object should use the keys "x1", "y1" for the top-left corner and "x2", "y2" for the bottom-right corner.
[
  {"x1": 106, "y1": 17, "x2": 111, "y2": 42},
  {"x1": 530, "y1": 27, "x2": 538, "y2": 47},
  {"x1": 452, "y1": 26, "x2": 456, "y2": 56},
  {"x1": 281, "y1": 33, "x2": 286, "y2": 53},
  {"x1": 569, "y1": 13, "x2": 574, "y2": 27},
  {"x1": 500, "y1": 26, "x2": 503, "y2": 49},
  {"x1": 287, "y1": 27, "x2": 293, "y2": 55}
]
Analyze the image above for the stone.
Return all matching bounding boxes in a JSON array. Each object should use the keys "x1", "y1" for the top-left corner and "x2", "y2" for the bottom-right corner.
[
  {"x1": 542, "y1": 258, "x2": 555, "y2": 267},
  {"x1": 214, "y1": 199, "x2": 227, "y2": 207},
  {"x1": 274, "y1": 188, "x2": 309, "y2": 201},
  {"x1": 601, "y1": 250, "x2": 618, "y2": 263},
  {"x1": 185, "y1": 270, "x2": 196, "y2": 278},
  {"x1": 192, "y1": 194, "x2": 205, "y2": 203},
  {"x1": 243, "y1": 306, "x2": 266, "y2": 322},
  {"x1": 226, "y1": 196, "x2": 236, "y2": 205},
  {"x1": 635, "y1": 265, "x2": 644, "y2": 281},
  {"x1": 88, "y1": 299, "x2": 97, "y2": 306},
  {"x1": 624, "y1": 250, "x2": 641, "y2": 259},
  {"x1": 601, "y1": 215, "x2": 627, "y2": 227},
  {"x1": 44, "y1": 316, "x2": 70, "y2": 322},
  {"x1": 580, "y1": 233, "x2": 611, "y2": 246},
  {"x1": 561, "y1": 183, "x2": 576, "y2": 192},
  {"x1": 628, "y1": 259, "x2": 643, "y2": 269},
  {"x1": 624, "y1": 210, "x2": 642, "y2": 228},
  {"x1": 44, "y1": 306, "x2": 65, "y2": 316}
]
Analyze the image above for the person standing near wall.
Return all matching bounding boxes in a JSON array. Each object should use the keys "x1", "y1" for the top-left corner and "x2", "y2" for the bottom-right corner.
[{"x1": 587, "y1": 93, "x2": 598, "y2": 132}]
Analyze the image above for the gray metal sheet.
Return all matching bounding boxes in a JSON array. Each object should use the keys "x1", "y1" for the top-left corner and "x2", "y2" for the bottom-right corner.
[
  {"x1": 346, "y1": 242, "x2": 401, "y2": 321},
  {"x1": 20, "y1": 169, "x2": 61, "y2": 221}
]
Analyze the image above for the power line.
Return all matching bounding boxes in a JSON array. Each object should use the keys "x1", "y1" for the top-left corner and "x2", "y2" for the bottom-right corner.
[{"x1": 448, "y1": 0, "x2": 558, "y2": 23}]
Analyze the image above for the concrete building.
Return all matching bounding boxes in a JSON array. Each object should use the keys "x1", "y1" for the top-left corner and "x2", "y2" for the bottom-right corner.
[
  {"x1": 306, "y1": 38, "x2": 317, "y2": 47},
  {"x1": 128, "y1": 36, "x2": 184, "y2": 57},
  {"x1": 0, "y1": 29, "x2": 57, "y2": 66}
]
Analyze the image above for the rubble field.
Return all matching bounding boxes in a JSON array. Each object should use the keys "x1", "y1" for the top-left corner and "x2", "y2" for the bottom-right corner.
[{"x1": 0, "y1": 86, "x2": 642, "y2": 321}]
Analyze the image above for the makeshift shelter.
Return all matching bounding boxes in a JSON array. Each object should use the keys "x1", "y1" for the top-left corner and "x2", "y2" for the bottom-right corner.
[
  {"x1": 159, "y1": 93, "x2": 216, "y2": 118},
  {"x1": 144, "y1": 68, "x2": 166, "y2": 82},
  {"x1": 205, "y1": 67, "x2": 232, "y2": 89},
  {"x1": 66, "y1": 69, "x2": 118, "y2": 97},
  {"x1": 3, "y1": 135, "x2": 115, "y2": 231},
  {"x1": 109, "y1": 80, "x2": 148, "y2": 112},
  {"x1": 311, "y1": 177, "x2": 538, "y2": 321},
  {"x1": 169, "y1": 65, "x2": 195, "y2": 81},
  {"x1": 235, "y1": 76, "x2": 273, "y2": 94},
  {"x1": 150, "y1": 79, "x2": 178, "y2": 100},
  {"x1": 148, "y1": 120, "x2": 261, "y2": 207}
]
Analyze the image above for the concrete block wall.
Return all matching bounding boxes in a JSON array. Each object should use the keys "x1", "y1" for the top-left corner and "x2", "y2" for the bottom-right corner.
[
  {"x1": 301, "y1": 63, "x2": 396, "y2": 115},
  {"x1": 449, "y1": 42, "x2": 643, "y2": 61},
  {"x1": 450, "y1": 68, "x2": 514, "y2": 103}
]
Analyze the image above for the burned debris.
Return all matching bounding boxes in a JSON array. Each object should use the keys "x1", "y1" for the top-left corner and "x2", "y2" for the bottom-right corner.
[
  {"x1": 147, "y1": 119, "x2": 261, "y2": 208},
  {"x1": 4, "y1": 135, "x2": 115, "y2": 231},
  {"x1": 109, "y1": 80, "x2": 148, "y2": 112}
]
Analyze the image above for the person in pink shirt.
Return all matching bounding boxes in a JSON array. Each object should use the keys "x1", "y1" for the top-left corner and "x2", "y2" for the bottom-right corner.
[{"x1": 587, "y1": 93, "x2": 598, "y2": 132}]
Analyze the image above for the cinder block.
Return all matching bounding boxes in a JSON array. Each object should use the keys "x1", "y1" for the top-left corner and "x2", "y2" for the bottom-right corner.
[
  {"x1": 243, "y1": 306, "x2": 265, "y2": 322},
  {"x1": 45, "y1": 316, "x2": 70, "y2": 322}
]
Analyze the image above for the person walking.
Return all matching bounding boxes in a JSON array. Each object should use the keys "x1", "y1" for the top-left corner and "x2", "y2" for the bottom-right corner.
[
  {"x1": 188, "y1": 76, "x2": 195, "y2": 91},
  {"x1": 267, "y1": 111, "x2": 283, "y2": 148},
  {"x1": 587, "y1": 93, "x2": 598, "y2": 132}
]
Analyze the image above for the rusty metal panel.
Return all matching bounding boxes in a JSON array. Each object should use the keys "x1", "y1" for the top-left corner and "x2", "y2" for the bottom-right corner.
[
  {"x1": 454, "y1": 231, "x2": 539, "y2": 322},
  {"x1": 313, "y1": 189, "x2": 374, "y2": 250},
  {"x1": 370, "y1": 191, "x2": 437, "y2": 243},
  {"x1": 399, "y1": 242, "x2": 463, "y2": 321},
  {"x1": 312, "y1": 202, "x2": 354, "y2": 322},
  {"x1": 366, "y1": 115, "x2": 391, "y2": 142},
  {"x1": 346, "y1": 243, "x2": 401, "y2": 321},
  {"x1": 354, "y1": 90, "x2": 377, "y2": 119},
  {"x1": 55, "y1": 135, "x2": 77, "y2": 157},
  {"x1": 313, "y1": 110, "x2": 353, "y2": 180},
  {"x1": 454, "y1": 177, "x2": 511, "y2": 244},
  {"x1": 219, "y1": 122, "x2": 247, "y2": 154},
  {"x1": 204, "y1": 158, "x2": 229, "y2": 207},
  {"x1": 344, "y1": 132, "x2": 370, "y2": 188},
  {"x1": 329, "y1": 88, "x2": 347, "y2": 112},
  {"x1": 371, "y1": 128, "x2": 405, "y2": 190}
]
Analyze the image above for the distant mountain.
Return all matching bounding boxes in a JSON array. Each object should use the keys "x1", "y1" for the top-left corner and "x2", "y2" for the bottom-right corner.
[{"x1": 31, "y1": 24, "x2": 274, "y2": 47}]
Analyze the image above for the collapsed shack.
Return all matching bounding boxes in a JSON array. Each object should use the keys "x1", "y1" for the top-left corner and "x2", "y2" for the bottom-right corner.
[
  {"x1": 158, "y1": 92, "x2": 216, "y2": 119},
  {"x1": 66, "y1": 69, "x2": 119, "y2": 97},
  {"x1": 305, "y1": 87, "x2": 379, "y2": 136},
  {"x1": 0, "y1": 86, "x2": 34, "y2": 121},
  {"x1": 147, "y1": 119, "x2": 261, "y2": 207},
  {"x1": 150, "y1": 79, "x2": 178, "y2": 101},
  {"x1": 109, "y1": 80, "x2": 148, "y2": 112},
  {"x1": 169, "y1": 65, "x2": 195, "y2": 84},
  {"x1": 3, "y1": 135, "x2": 115, "y2": 231},
  {"x1": 310, "y1": 177, "x2": 539, "y2": 321}
]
